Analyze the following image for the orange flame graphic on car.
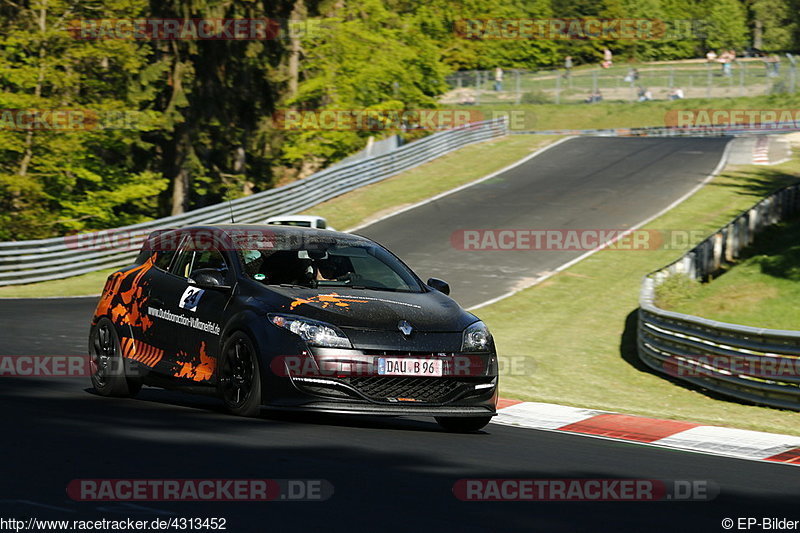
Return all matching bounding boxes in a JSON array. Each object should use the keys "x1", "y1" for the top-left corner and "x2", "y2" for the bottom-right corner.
[
  {"x1": 174, "y1": 342, "x2": 216, "y2": 382},
  {"x1": 95, "y1": 256, "x2": 155, "y2": 332},
  {"x1": 289, "y1": 293, "x2": 368, "y2": 310}
]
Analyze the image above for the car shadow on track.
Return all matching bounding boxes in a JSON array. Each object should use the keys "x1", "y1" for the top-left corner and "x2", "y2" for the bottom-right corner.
[
  {"x1": 81, "y1": 384, "x2": 456, "y2": 434},
  {"x1": 2, "y1": 376, "x2": 799, "y2": 533}
]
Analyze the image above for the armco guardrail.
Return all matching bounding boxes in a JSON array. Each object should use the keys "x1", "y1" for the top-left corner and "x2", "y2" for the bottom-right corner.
[
  {"x1": 0, "y1": 118, "x2": 507, "y2": 286},
  {"x1": 638, "y1": 182, "x2": 800, "y2": 410}
]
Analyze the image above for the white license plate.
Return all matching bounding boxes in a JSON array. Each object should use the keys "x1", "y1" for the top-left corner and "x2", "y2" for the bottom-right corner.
[{"x1": 377, "y1": 358, "x2": 443, "y2": 377}]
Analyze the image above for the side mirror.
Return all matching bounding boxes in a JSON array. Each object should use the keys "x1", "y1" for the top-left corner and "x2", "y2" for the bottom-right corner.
[
  {"x1": 190, "y1": 269, "x2": 231, "y2": 290},
  {"x1": 427, "y1": 277, "x2": 450, "y2": 295}
]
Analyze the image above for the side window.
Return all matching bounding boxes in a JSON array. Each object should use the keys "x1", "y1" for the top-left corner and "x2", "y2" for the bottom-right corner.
[
  {"x1": 154, "y1": 250, "x2": 176, "y2": 271},
  {"x1": 170, "y1": 244, "x2": 228, "y2": 279},
  {"x1": 193, "y1": 249, "x2": 228, "y2": 272},
  {"x1": 171, "y1": 248, "x2": 196, "y2": 279},
  {"x1": 145, "y1": 232, "x2": 182, "y2": 271}
]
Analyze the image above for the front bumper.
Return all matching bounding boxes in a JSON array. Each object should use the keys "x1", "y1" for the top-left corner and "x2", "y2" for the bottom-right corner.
[
  {"x1": 269, "y1": 347, "x2": 498, "y2": 415},
  {"x1": 262, "y1": 400, "x2": 496, "y2": 417}
]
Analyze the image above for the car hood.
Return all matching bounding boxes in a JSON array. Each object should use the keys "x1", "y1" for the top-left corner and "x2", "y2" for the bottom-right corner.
[{"x1": 263, "y1": 286, "x2": 477, "y2": 332}]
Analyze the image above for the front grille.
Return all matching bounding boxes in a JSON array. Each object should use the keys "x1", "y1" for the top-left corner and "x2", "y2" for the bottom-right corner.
[
  {"x1": 361, "y1": 350, "x2": 456, "y2": 357},
  {"x1": 342, "y1": 376, "x2": 468, "y2": 403}
]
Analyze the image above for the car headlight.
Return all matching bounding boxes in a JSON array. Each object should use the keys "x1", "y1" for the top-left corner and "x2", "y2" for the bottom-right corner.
[
  {"x1": 269, "y1": 314, "x2": 352, "y2": 349},
  {"x1": 462, "y1": 321, "x2": 493, "y2": 352}
]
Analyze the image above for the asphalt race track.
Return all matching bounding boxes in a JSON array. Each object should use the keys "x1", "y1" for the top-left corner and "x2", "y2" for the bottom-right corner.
[
  {"x1": 2, "y1": 137, "x2": 799, "y2": 533},
  {"x1": 360, "y1": 136, "x2": 731, "y2": 308}
]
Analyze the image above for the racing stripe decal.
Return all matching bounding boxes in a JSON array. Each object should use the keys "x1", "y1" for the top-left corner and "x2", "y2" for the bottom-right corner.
[
  {"x1": 120, "y1": 336, "x2": 164, "y2": 368},
  {"x1": 140, "y1": 344, "x2": 154, "y2": 366},
  {"x1": 120, "y1": 336, "x2": 134, "y2": 358}
]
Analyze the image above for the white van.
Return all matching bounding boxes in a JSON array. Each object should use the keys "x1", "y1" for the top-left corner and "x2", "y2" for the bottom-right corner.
[{"x1": 264, "y1": 215, "x2": 335, "y2": 231}]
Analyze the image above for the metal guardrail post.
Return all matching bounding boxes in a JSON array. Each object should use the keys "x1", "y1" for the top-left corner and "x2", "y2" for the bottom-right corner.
[
  {"x1": 555, "y1": 74, "x2": 561, "y2": 105},
  {"x1": 738, "y1": 61, "x2": 745, "y2": 97}
]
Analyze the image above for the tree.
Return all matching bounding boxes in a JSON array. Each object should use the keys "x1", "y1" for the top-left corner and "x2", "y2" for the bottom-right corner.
[
  {"x1": 275, "y1": 0, "x2": 449, "y2": 175},
  {"x1": 0, "y1": 0, "x2": 167, "y2": 239},
  {"x1": 147, "y1": 0, "x2": 295, "y2": 215},
  {"x1": 704, "y1": 0, "x2": 749, "y2": 50},
  {"x1": 749, "y1": 0, "x2": 796, "y2": 51}
]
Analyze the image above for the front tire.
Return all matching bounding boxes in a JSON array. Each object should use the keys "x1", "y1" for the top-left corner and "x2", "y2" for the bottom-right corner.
[
  {"x1": 435, "y1": 416, "x2": 493, "y2": 433},
  {"x1": 90, "y1": 318, "x2": 142, "y2": 397},
  {"x1": 219, "y1": 331, "x2": 262, "y2": 417}
]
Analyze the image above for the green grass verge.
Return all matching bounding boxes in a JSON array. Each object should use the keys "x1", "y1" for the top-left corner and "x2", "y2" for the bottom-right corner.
[
  {"x1": 656, "y1": 216, "x2": 800, "y2": 330},
  {"x1": 0, "y1": 268, "x2": 116, "y2": 298},
  {"x1": 470, "y1": 93, "x2": 800, "y2": 131},
  {"x1": 478, "y1": 154, "x2": 800, "y2": 436},
  {"x1": 303, "y1": 134, "x2": 560, "y2": 230}
]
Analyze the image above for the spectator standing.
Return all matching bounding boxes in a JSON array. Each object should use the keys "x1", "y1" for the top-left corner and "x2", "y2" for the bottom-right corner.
[
  {"x1": 494, "y1": 67, "x2": 503, "y2": 91},
  {"x1": 602, "y1": 48, "x2": 613, "y2": 68},
  {"x1": 564, "y1": 56, "x2": 573, "y2": 78},
  {"x1": 718, "y1": 50, "x2": 733, "y2": 77},
  {"x1": 765, "y1": 54, "x2": 780, "y2": 77}
]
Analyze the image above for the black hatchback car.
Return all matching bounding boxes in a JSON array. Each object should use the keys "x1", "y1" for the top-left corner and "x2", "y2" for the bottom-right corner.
[{"x1": 89, "y1": 225, "x2": 498, "y2": 432}]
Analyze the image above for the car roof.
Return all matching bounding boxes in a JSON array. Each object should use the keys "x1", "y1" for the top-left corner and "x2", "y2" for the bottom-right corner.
[{"x1": 149, "y1": 224, "x2": 363, "y2": 242}]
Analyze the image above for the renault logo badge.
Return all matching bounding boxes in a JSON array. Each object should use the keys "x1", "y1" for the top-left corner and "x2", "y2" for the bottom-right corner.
[{"x1": 398, "y1": 320, "x2": 413, "y2": 336}]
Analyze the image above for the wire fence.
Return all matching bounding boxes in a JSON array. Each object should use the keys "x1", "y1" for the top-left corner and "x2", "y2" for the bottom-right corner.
[{"x1": 444, "y1": 56, "x2": 800, "y2": 105}]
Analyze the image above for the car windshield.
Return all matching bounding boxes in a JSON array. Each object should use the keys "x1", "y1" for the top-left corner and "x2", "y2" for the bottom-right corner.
[{"x1": 237, "y1": 235, "x2": 422, "y2": 292}]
